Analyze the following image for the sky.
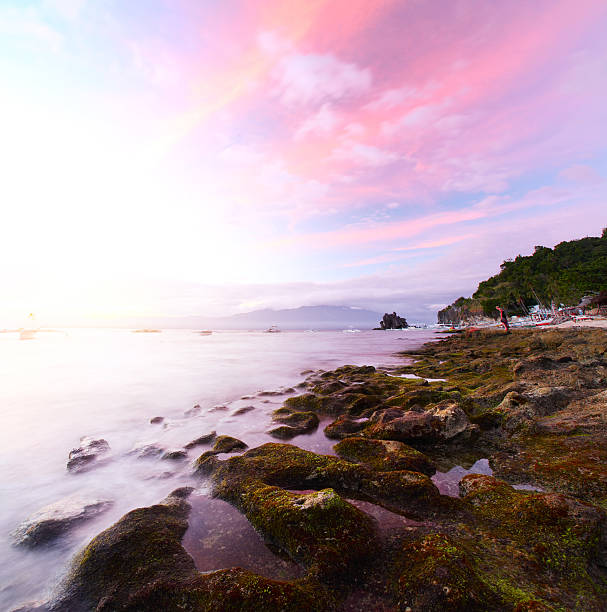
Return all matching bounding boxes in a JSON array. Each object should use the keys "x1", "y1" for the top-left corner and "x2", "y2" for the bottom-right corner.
[{"x1": 1, "y1": 0, "x2": 606, "y2": 325}]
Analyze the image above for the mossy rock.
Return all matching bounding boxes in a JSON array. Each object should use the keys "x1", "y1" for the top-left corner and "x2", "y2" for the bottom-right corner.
[
  {"x1": 213, "y1": 435, "x2": 248, "y2": 454},
  {"x1": 324, "y1": 415, "x2": 369, "y2": 439},
  {"x1": 334, "y1": 437, "x2": 435, "y2": 475},
  {"x1": 238, "y1": 484, "x2": 376, "y2": 578},
  {"x1": 207, "y1": 443, "x2": 448, "y2": 521},
  {"x1": 395, "y1": 533, "x2": 500, "y2": 611},
  {"x1": 47, "y1": 488, "x2": 335, "y2": 611}
]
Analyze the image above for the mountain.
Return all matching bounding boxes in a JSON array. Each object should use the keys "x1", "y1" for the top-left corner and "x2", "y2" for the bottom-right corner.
[
  {"x1": 211, "y1": 305, "x2": 383, "y2": 330},
  {"x1": 438, "y1": 229, "x2": 607, "y2": 324}
]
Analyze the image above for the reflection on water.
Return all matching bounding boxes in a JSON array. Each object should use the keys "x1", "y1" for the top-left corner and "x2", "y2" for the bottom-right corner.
[
  {"x1": 432, "y1": 458, "x2": 493, "y2": 496},
  {"x1": 0, "y1": 328, "x2": 439, "y2": 610},
  {"x1": 182, "y1": 493, "x2": 304, "y2": 580}
]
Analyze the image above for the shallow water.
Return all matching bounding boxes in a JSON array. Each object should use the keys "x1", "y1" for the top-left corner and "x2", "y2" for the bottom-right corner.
[{"x1": 0, "y1": 327, "x2": 438, "y2": 610}]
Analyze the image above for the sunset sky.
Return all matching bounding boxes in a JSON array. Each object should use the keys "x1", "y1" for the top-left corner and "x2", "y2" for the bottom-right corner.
[{"x1": 1, "y1": 0, "x2": 606, "y2": 324}]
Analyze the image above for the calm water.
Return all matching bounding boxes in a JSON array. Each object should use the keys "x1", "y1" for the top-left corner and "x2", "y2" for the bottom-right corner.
[{"x1": 0, "y1": 327, "x2": 440, "y2": 609}]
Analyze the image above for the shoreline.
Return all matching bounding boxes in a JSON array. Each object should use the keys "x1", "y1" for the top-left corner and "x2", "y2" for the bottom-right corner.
[{"x1": 12, "y1": 327, "x2": 607, "y2": 611}]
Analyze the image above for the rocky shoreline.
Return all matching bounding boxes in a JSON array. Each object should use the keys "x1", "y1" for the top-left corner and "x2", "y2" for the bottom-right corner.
[{"x1": 15, "y1": 328, "x2": 607, "y2": 611}]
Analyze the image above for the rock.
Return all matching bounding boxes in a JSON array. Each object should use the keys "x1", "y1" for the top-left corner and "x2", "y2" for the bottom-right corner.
[
  {"x1": 127, "y1": 442, "x2": 164, "y2": 458},
  {"x1": 378, "y1": 311, "x2": 408, "y2": 330},
  {"x1": 67, "y1": 437, "x2": 110, "y2": 473},
  {"x1": 184, "y1": 430, "x2": 216, "y2": 449},
  {"x1": 395, "y1": 533, "x2": 497, "y2": 611},
  {"x1": 334, "y1": 437, "x2": 436, "y2": 475},
  {"x1": 150, "y1": 416, "x2": 164, "y2": 424},
  {"x1": 208, "y1": 404, "x2": 228, "y2": 412},
  {"x1": 426, "y1": 401, "x2": 471, "y2": 440},
  {"x1": 237, "y1": 484, "x2": 377, "y2": 577},
  {"x1": 232, "y1": 405, "x2": 256, "y2": 416},
  {"x1": 212, "y1": 435, "x2": 248, "y2": 454},
  {"x1": 324, "y1": 415, "x2": 368, "y2": 439},
  {"x1": 12, "y1": 495, "x2": 113, "y2": 547},
  {"x1": 161, "y1": 449, "x2": 188, "y2": 461},
  {"x1": 203, "y1": 443, "x2": 446, "y2": 521},
  {"x1": 47, "y1": 489, "x2": 331, "y2": 612},
  {"x1": 268, "y1": 409, "x2": 319, "y2": 439},
  {"x1": 183, "y1": 404, "x2": 201, "y2": 417},
  {"x1": 365, "y1": 402, "x2": 473, "y2": 445}
]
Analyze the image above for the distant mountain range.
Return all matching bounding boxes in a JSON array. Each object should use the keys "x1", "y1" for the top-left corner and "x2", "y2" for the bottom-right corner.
[
  {"x1": 110, "y1": 305, "x2": 385, "y2": 330},
  {"x1": 191, "y1": 305, "x2": 383, "y2": 330}
]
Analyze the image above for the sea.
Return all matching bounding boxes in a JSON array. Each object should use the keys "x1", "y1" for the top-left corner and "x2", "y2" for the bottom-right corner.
[{"x1": 0, "y1": 327, "x2": 483, "y2": 610}]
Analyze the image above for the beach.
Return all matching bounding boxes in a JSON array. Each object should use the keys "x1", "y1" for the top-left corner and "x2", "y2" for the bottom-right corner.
[{"x1": 6, "y1": 325, "x2": 607, "y2": 610}]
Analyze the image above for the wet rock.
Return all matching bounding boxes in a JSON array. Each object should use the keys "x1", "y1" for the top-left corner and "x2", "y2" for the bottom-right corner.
[
  {"x1": 334, "y1": 437, "x2": 435, "y2": 475},
  {"x1": 184, "y1": 404, "x2": 201, "y2": 417},
  {"x1": 232, "y1": 405, "x2": 256, "y2": 416},
  {"x1": 12, "y1": 495, "x2": 113, "y2": 548},
  {"x1": 67, "y1": 437, "x2": 110, "y2": 473},
  {"x1": 203, "y1": 443, "x2": 446, "y2": 521},
  {"x1": 324, "y1": 415, "x2": 369, "y2": 439},
  {"x1": 184, "y1": 430, "x2": 216, "y2": 449},
  {"x1": 269, "y1": 409, "x2": 319, "y2": 439},
  {"x1": 237, "y1": 484, "x2": 376, "y2": 578},
  {"x1": 161, "y1": 449, "x2": 188, "y2": 461},
  {"x1": 208, "y1": 404, "x2": 228, "y2": 412},
  {"x1": 47, "y1": 489, "x2": 331, "y2": 612},
  {"x1": 127, "y1": 442, "x2": 164, "y2": 458},
  {"x1": 150, "y1": 416, "x2": 164, "y2": 424},
  {"x1": 213, "y1": 435, "x2": 248, "y2": 454},
  {"x1": 426, "y1": 401, "x2": 473, "y2": 440},
  {"x1": 395, "y1": 533, "x2": 498, "y2": 612},
  {"x1": 365, "y1": 402, "x2": 474, "y2": 445}
]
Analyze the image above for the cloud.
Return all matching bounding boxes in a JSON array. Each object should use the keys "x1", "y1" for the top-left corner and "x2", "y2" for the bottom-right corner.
[
  {"x1": 277, "y1": 52, "x2": 372, "y2": 106},
  {"x1": 294, "y1": 103, "x2": 339, "y2": 140},
  {"x1": 332, "y1": 143, "x2": 401, "y2": 167}
]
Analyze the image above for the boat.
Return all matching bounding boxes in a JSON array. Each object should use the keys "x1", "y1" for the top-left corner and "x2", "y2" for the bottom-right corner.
[
  {"x1": 265, "y1": 326, "x2": 281, "y2": 333},
  {"x1": 198, "y1": 330, "x2": 213, "y2": 336}
]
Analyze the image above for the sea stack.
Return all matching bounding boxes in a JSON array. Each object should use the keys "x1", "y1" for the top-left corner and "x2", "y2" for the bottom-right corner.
[{"x1": 378, "y1": 312, "x2": 408, "y2": 329}]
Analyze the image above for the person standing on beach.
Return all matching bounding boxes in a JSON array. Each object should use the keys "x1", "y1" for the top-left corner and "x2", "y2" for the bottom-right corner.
[{"x1": 496, "y1": 306, "x2": 510, "y2": 333}]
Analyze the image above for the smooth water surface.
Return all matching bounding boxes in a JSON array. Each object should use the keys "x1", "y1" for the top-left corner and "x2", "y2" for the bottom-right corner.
[{"x1": 0, "y1": 327, "x2": 439, "y2": 609}]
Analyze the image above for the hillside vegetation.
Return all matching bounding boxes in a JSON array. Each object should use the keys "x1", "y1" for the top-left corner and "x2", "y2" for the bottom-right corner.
[{"x1": 438, "y1": 228, "x2": 607, "y2": 323}]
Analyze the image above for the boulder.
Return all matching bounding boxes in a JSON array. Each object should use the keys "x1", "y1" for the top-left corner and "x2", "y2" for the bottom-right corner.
[
  {"x1": 269, "y1": 410, "x2": 319, "y2": 439},
  {"x1": 67, "y1": 437, "x2": 110, "y2": 473},
  {"x1": 161, "y1": 449, "x2": 188, "y2": 461},
  {"x1": 127, "y1": 442, "x2": 164, "y2": 459},
  {"x1": 150, "y1": 416, "x2": 164, "y2": 424},
  {"x1": 366, "y1": 402, "x2": 473, "y2": 445},
  {"x1": 45, "y1": 487, "x2": 331, "y2": 612},
  {"x1": 12, "y1": 495, "x2": 113, "y2": 547},
  {"x1": 184, "y1": 431, "x2": 216, "y2": 449},
  {"x1": 334, "y1": 437, "x2": 435, "y2": 475}
]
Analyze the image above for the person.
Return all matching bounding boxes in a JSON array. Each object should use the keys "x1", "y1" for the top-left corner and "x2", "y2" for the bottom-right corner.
[{"x1": 496, "y1": 306, "x2": 510, "y2": 334}]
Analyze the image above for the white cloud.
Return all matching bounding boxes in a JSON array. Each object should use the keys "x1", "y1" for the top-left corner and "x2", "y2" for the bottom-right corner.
[
  {"x1": 277, "y1": 53, "x2": 371, "y2": 106},
  {"x1": 333, "y1": 143, "x2": 400, "y2": 167},
  {"x1": 294, "y1": 104, "x2": 338, "y2": 140}
]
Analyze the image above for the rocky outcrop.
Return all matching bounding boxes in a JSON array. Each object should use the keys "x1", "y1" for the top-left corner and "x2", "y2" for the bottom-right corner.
[
  {"x1": 365, "y1": 401, "x2": 475, "y2": 446},
  {"x1": 333, "y1": 437, "x2": 436, "y2": 475},
  {"x1": 184, "y1": 431, "x2": 216, "y2": 449},
  {"x1": 378, "y1": 312, "x2": 408, "y2": 329},
  {"x1": 67, "y1": 437, "x2": 110, "y2": 473},
  {"x1": 12, "y1": 495, "x2": 113, "y2": 548},
  {"x1": 268, "y1": 407, "x2": 319, "y2": 439}
]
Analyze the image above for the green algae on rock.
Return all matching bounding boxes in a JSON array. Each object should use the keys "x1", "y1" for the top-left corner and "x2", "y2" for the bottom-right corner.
[
  {"x1": 268, "y1": 408, "x2": 319, "y2": 439},
  {"x1": 204, "y1": 442, "x2": 445, "y2": 521},
  {"x1": 333, "y1": 436, "x2": 436, "y2": 475},
  {"x1": 46, "y1": 487, "x2": 335, "y2": 612}
]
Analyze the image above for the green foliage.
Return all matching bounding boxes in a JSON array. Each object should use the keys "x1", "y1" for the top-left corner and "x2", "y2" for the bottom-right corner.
[{"x1": 440, "y1": 232, "x2": 607, "y2": 319}]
